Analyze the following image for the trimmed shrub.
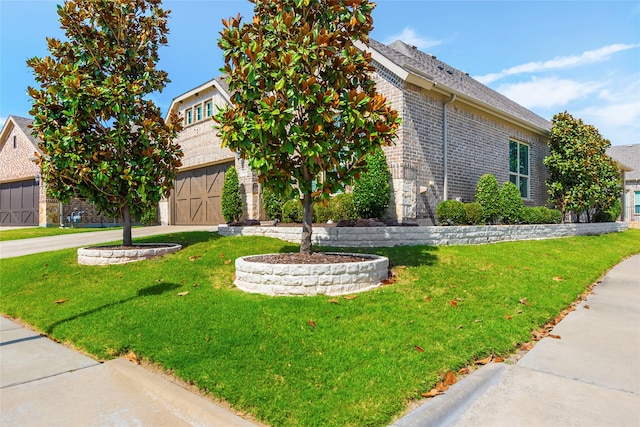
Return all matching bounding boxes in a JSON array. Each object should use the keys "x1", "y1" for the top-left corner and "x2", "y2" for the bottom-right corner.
[
  {"x1": 314, "y1": 201, "x2": 333, "y2": 223},
  {"x1": 353, "y1": 148, "x2": 391, "y2": 219},
  {"x1": 331, "y1": 193, "x2": 357, "y2": 221},
  {"x1": 475, "y1": 174, "x2": 501, "y2": 224},
  {"x1": 464, "y1": 202, "x2": 484, "y2": 225},
  {"x1": 521, "y1": 206, "x2": 563, "y2": 224},
  {"x1": 262, "y1": 186, "x2": 285, "y2": 221},
  {"x1": 594, "y1": 199, "x2": 622, "y2": 222},
  {"x1": 221, "y1": 166, "x2": 243, "y2": 223},
  {"x1": 282, "y1": 199, "x2": 303, "y2": 223},
  {"x1": 436, "y1": 200, "x2": 467, "y2": 226},
  {"x1": 500, "y1": 181, "x2": 524, "y2": 224}
]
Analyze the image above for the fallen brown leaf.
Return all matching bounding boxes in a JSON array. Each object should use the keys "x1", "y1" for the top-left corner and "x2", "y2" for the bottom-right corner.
[
  {"x1": 328, "y1": 298, "x2": 339, "y2": 304},
  {"x1": 475, "y1": 354, "x2": 493, "y2": 365},
  {"x1": 458, "y1": 367, "x2": 470, "y2": 375},
  {"x1": 424, "y1": 296, "x2": 432, "y2": 302},
  {"x1": 125, "y1": 351, "x2": 140, "y2": 365},
  {"x1": 434, "y1": 381, "x2": 449, "y2": 392},
  {"x1": 189, "y1": 255, "x2": 201, "y2": 262},
  {"x1": 548, "y1": 334, "x2": 561, "y2": 339},
  {"x1": 421, "y1": 388, "x2": 443, "y2": 398},
  {"x1": 414, "y1": 345, "x2": 424, "y2": 353},
  {"x1": 55, "y1": 299, "x2": 68, "y2": 304},
  {"x1": 344, "y1": 295, "x2": 358, "y2": 300},
  {"x1": 584, "y1": 304, "x2": 590, "y2": 309},
  {"x1": 381, "y1": 278, "x2": 396, "y2": 285},
  {"x1": 552, "y1": 276, "x2": 563, "y2": 282},
  {"x1": 494, "y1": 356, "x2": 505, "y2": 363},
  {"x1": 177, "y1": 291, "x2": 189, "y2": 296},
  {"x1": 443, "y1": 371, "x2": 457, "y2": 386},
  {"x1": 504, "y1": 315, "x2": 513, "y2": 320},
  {"x1": 520, "y1": 342, "x2": 533, "y2": 351},
  {"x1": 307, "y1": 320, "x2": 317, "y2": 328},
  {"x1": 519, "y1": 297, "x2": 530, "y2": 306},
  {"x1": 449, "y1": 300, "x2": 458, "y2": 307},
  {"x1": 224, "y1": 259, "x2": 232, "y2": 265}
]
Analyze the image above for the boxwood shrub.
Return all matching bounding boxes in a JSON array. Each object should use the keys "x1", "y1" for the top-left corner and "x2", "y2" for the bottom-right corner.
[{"x1": 436, "y1": 200, "x2": 467, "y2": 225}]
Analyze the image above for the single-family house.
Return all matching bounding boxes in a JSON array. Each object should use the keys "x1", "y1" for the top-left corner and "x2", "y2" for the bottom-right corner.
[
  {"x1": 0, "y1": 115, "x2": 117, "y2": 227},
  {"x1": 606, "y1": 143, "x2": 640, "y2": 223},
  {"x1": 162, "y1": 39, "x2": 552, "y2": 226}
]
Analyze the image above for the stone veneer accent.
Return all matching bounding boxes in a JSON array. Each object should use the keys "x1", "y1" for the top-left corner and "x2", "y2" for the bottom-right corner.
[
  {"x1": 77, "y1": 243, "x2": 182, "y2": 265},
  {"x1": 219, "y1": 222, "x2": 628, "y2": 248},
  {"x1": 235, "y1": 253, "x2": 389, "y2": 296}
]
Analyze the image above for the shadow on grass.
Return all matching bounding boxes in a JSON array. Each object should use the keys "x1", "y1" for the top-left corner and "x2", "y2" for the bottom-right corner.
[
  {"x1": 45, "y1": 282, "x2": 181, "y2": 334},
  {"x1": 135, "y1": 231, "x2": 223, "y2": 249},
  {"x1": 317, "y1": 245, "x2": 440, "y2": 268}
]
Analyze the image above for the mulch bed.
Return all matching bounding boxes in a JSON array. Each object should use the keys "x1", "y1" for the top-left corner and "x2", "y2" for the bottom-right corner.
[
  {"x1": 245, "y1": 252, "x2": 368, "y2": 264},
  {"x1": 85, "y1": 244, "x2": 175, "y2": 250}
]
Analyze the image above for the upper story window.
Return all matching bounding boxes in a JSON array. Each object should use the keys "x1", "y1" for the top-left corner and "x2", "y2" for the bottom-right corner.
[
  {"x1": 13, "y1": 135, "x2": 17, "y2": 149},
  {"x1": 186, "y1": 109, "x2": 193, "y2": 125},
  {"x1": 509, "y1": 140, "x2": 529, "y2": 198},
  {"x1": 205, "y1": 101, "x2": 213, "y2": 118},
  {"x1": 195, "y1": 104, "x2": 203, "y2": 121}
]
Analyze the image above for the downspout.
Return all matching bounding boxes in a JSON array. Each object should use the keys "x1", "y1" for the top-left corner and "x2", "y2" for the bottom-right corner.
[{"x1": 443, "y1": 94, "x2": 456, "y2": 201}]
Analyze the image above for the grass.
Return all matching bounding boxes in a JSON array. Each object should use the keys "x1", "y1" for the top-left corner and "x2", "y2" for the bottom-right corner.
[
  {"x1": 0, "y1": 226, "x2": 121, "y2": 241},
  {"x1": 1, "y1": 229, "x2": 639, "y2": 427}
]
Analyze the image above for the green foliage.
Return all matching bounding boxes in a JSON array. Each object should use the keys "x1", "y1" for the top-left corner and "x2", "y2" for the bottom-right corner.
[
  {"x1": 475, "y1": 174, "x2": 501, "y2": 224},
  {"x1": 26, "y1": 0, "x2": 183, "y2": 245},
  {"x1": 521, "y1": 206, "x2": 562, "y2": 224},
  {"x1": 138, "y1": 205, "x2": 159, "y2": 226},
  {"x1": 500, "y1": 182, "x2": 524, "y2": 224},
  {"x1": 313, "y1": 201, "x2": 333, "y2": 223},
  {"x1": 436, "y1": 200, "x2": 467, "y2": 226},
  {"x1": 262, "y1": 186, "x2": 287, "y2": 221},
  {"x1": 464, "y1": 202, "x2": 484, "y2": 225},
  {"x1": 282, "y1": 199, "x2": 303, "y2": 223},
  {"x1": 221, "y1": 167, "x2": 243, "y2": 223},
  {"x1": 353, "y1": 148, "x2": 391, "y2": 219},
  {"x1": 331, "y1": 193, "x2": 357, "y2": 221},
  {"x1": 594, "y1": 199, "x2": 622, "y2": 222},
  {"x1": 214, "y1": 0, "x2": 401, "y2": 252},
  {"x1": 544, "y1": 111, "x2": 621, "y2": 222}
]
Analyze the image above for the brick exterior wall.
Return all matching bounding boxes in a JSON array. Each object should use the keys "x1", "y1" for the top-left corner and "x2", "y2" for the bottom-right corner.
[
  {"x1": 372, "y1": 61, "x2": 550, "y2": 224},
  {"x1": 0, "y1": 121, "x2": 39, "y2": 182}
]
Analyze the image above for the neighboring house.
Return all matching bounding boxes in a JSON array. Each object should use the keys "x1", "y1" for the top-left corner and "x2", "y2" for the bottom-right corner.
[
  {"x1": 164, "y1": 39, "x2": 552, "y2": 225},
  {"x1": 606, "y1": 144, "x2": 640, "y2": 223},
  {"x1": 0, "y1": 115, "x2": 117, "y2": 227}
]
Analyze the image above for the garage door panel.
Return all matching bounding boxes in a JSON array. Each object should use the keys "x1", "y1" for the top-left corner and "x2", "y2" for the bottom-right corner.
[
  {"x1": 0, "y1": 181, "x2": 39, "y2": 226},
  {"x1": 174, "y1": 162, "x2": 232, "y2": 225}
]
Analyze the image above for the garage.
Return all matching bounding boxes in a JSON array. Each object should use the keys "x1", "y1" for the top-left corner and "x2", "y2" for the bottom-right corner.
[
  {"x1": 0, "y1": 180, "x2": 39, "y2": 226},
  {"x1": 173, "y1": 163, "x2": 232, "y2": 225}
]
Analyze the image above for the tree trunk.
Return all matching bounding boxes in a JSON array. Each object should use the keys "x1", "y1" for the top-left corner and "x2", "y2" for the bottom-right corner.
[
  {"x1": 122, "y1": 204, "x2": 132, "y2": 246},
  {"x1": 300, "y1": 193, "x2": 313, "y2": 254}
]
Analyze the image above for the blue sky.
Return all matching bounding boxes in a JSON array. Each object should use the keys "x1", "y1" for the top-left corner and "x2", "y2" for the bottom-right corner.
[{"x1": 1, "y1": 0, "x2": 639, "y2": 146}]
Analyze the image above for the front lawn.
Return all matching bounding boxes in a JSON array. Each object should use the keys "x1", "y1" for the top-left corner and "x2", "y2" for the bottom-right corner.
[{"x1": 1, "y1": 230, "x2": 639, "y2": 427}]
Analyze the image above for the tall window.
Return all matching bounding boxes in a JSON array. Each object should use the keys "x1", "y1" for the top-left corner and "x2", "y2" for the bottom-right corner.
[
  {"x1": 195, "y1": 104, "x2": 202, "y2": 121},
  {"x1": 635, "y1": 191, "x2": 640, "y2": 215},
  {"x1": 509, "y1": 140, "x2": 529, "y2": 198},
  {"x1": 205, "y1": 101, "x2": 213, "y2": 118},
  {"x1": 186, "y1": 109, "x2": 193, "y2": 125}
]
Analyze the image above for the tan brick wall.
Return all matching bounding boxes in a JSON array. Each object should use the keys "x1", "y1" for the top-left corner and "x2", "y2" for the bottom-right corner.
[{"x1": 0, "y1": 123, "x2": 39, "y2": 182}]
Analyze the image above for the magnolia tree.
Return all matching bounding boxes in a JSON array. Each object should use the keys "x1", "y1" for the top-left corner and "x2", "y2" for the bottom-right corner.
[
  {"x1": 544, "y1": 111, "x2": 621, "y2": 222},
  {"x1": 215, "y1": 0, "x2": 401, "y2": 254},
  {"x1": 27, "y1": 0, "x2": 183, "y2": 246}
]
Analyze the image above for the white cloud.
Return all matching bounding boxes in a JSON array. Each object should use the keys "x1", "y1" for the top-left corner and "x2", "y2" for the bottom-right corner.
[
  {"x1": 495, "y1": 77, "x2": 602, "y2": 109},
  {"x1": 475, "y1": 44, "x2": 639, "y2": 84},
  {"x1": 382, "y1": 28, "x2": 442, "y2": 50}
]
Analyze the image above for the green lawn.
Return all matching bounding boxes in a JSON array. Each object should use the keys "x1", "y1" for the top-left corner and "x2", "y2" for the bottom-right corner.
[
  {"x1": 0, "y1": 226, "x2": 120, "y2": 241},
  {"x1": 1, "y1": 230, "x2": 639, "y2": 427}
]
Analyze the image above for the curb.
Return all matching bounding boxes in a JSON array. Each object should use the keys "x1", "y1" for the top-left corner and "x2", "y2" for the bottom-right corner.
[{"x1": 391, "y1": 362, "x2": 507, "y2": 427}]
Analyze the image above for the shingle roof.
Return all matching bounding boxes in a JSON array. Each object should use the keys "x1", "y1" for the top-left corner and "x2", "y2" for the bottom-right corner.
[
  {"x1": 3, "y1": 115, "x2": 41, "y2": 152},
  {"x1": 368, "y1": 39, "x2": 551, "y2": 132},
  {"x1": 607, "y1": 144, "x2": 640, "y2": 181}
]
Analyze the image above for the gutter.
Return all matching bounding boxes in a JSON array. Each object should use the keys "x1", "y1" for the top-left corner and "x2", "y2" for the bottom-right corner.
[{"x1": 443, "y1": 94, "x2": 456, "y2": 201}]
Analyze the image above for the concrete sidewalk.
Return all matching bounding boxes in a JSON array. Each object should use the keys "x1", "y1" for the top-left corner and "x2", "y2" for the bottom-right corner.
[
  {"x1": 0, "y1": 225, "x2": 218, "y2": 259},
  {"x1": 0, "y1": 317, "x2": 262, "y2": 426},
  {"x1": 393, "y1": 253, "x2": 640, "y2": 427}
]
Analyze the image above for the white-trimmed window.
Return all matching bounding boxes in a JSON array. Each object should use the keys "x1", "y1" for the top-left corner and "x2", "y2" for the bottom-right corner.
[
  {"x1": 195, "y1": 104, "x2": 203, "y2": 121},
  {"x1": 186, "y1": 109, "x2": 193, "y2": 125},
  {"x1": 509, "y1": 140, "x2": 529, "y2": 198},
  {"x1": 635, "y1": 191, "x2": 640, "y2": 215},
  {"x1": 205, "y1": 101, "x2": 213, "y2": 118}
]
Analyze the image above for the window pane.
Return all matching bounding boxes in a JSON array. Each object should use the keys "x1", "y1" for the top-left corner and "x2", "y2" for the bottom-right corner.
[
  {"x1": 509, "y1": 141, "x2": 518, "y2": 173},
  {"x1": 519, "y1": 177, "x2": 528, "y2": 198},
  {"x1": 519, "y1": 144, "x2": 529, "y2": 175},
  {"x1": 510, "y1": 174, "x2": 517, "y2": 185}
]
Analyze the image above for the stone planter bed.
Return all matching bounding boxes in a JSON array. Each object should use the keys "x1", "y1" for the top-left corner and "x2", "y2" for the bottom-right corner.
[
  {"x1": 235, "y1": 252, "x2": 389, "y2": 296},
  {"x1": 77, "y1": 243, "x2": 182, "y2": 265}
]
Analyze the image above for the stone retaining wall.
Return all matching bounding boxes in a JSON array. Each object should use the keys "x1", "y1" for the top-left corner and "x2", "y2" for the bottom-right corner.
[
  {"x1": 218, "y1": 222, "x2": 628, "y2": 247},
  {"x1": 78, "y1": 243, "x2": 182, "y2": 265}
]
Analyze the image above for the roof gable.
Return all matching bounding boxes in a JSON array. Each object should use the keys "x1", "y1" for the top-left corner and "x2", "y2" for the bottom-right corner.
[
  {"x1": 607, "y1": 144, "x2": 640, "y2": 180},
  {"x1": 365, "y1": 39, "x2": 551, "y2": 134},
  {"x1": 0, "y1": 116, "x2": 41, "y2": 153}
]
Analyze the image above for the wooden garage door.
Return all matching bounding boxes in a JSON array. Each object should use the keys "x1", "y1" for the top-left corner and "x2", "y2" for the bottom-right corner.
[
  {"x1": 174, "y1": 163, "x2": 232, "y2": 225},
  {"x1": 0, "y1": 180, "x2": 39, "y2": 226}
]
